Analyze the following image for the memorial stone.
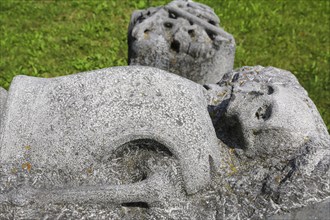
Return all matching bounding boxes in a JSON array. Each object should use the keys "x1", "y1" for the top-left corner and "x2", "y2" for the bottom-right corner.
[{"x1": 128, "y1": 0, "x2": 235, "y2": 84}]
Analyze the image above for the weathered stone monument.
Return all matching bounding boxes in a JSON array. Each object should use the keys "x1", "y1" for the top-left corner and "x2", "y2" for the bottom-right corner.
[
  {"x1": 128, "y1": 0, "x2": 235, "y2": 84},
  {"x1": 0, "y1": 0, "x2": 329, "y2": 219}
]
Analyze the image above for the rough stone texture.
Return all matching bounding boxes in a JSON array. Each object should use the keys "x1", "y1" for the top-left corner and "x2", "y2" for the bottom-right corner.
[
  {"x1": 0, "y1": 66, "x2": 221, "y2": 199},
  {"x1": 128, "y1": 0, "x2": 235, "y2": 84},
  {"x1": 1, "y1": 65, "x2": 329, "y2": 219},
  {"x1": 0, "y1": 87, "x2": 7, "y2": 127},
  {"x1": 1, "y1": 0, "x2": 329, "y2": 218},
  {"x1": 205, "y1": 66, "x2": 330, "y2": 219},
  {"x1": 207, "y1": 66, "x2": 329, "y2": 157}
]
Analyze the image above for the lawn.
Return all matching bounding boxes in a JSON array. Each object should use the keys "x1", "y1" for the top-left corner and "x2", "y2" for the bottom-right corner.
[{"x1": 0, "y1": 0, "x2": 329, "y2": 131}]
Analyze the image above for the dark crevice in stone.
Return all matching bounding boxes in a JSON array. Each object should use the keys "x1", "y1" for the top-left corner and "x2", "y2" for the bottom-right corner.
[
  {"x1": 280, "y1": 161, "x2": 296, "y2": 184},
  {"x1": 208, "y1": 86, "x2": 247, "y2": 150},
  {"x1": 216, "y1": 114, "x2": 247, "y2": 150},
  {"x1": 164, "y1": 22, "x2": 173, "y2": 28},
  {"x1": 206, "y1": 29, "x2": 216, "y2": 41},
  {"x1": 169, "y1": 12, "x2": 177, "y2": 19},
  {"x1": 248, "y1": 91, "x2": 264, "y2": 97},
  {"x1": 188, "y1": 29, "x2": 195, "y2": 37},
  {"x1": 203, "y1": 85, "x2": 211, "y2": 90},
  {"x1": 208, "y1": 20, "x2": 216, "y2": 26},
  {"x1": 171, "y1": 39, "x2": 180, "y2": 53},
  {"x1": 232, "y1": 73, "x2": 240, "y2": 82},
  {"x1": 140, "y1": 172, "x2": 148, "y2": 181},
  {"x1": 255, "y1": 104, "x2": 272, "y2": 121},
  {"x1": 115, "y1": 139, "x2": 174, "y2": 157},
  {"x1": 267, "y1": 85, "x2": 274, "y2": 95},
  {"x1": 137, "y1": 15, "x2": 145, "y2": 23},
  {"x1": 121, "y1": 202, "x2": 149, "y2": 209}
]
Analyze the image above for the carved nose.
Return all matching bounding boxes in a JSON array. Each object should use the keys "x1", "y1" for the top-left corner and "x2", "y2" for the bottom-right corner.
[{"x1": 0, "y1": 66, "x2": 221, "y2": 197}]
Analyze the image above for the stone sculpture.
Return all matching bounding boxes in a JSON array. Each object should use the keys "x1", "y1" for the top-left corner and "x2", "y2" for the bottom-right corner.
[
  {"x1": 0, "y1": 0, "x2": 329, "y2": 219},
  {"x1": 208, "y1": 66, "x2": 329, "y2": 158},
  {"x1": 205, "y1": 66, "x2": 330, "y2": 219},
  {"x1": 128, "y1": 0, "x2": 235, "y2": 84},
  {"x1": 0, "y1": 66, "x2": 221, "y2": 203}
]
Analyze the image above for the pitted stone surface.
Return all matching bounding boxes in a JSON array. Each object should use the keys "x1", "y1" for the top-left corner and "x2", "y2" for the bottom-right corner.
[
  {"x1": 0, "y1": 66, "x2": 220, "y2": 198},
  {"x1": 209, "y1": 66, "x2": 329, "y2": 158},
  {"x1": 0, "y1": 65, "x2": 329, "y2": 219},
  {"x1": 128, "y1": 0, "x2": 235, "y2": 84},
  {"x1": 205, "y1": 66, "x2": 330, "y2": 219}
]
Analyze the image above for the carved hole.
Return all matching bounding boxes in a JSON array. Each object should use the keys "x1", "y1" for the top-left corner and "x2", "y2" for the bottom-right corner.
[
  {"x1": 208, "y1": 20, "x2": 216, "y2": 26},
  {"x1": 164, "y1": 22, "x2": 173, "y2": 28},
  {"x1": 171, "y1": 39, "x2": 180, "y2": 53},
  {"x1": 267, "y1": 86, "x2": 274, "y2": 95},
  {"x1": 206, "y1": 29, "x2": 216, "y2": 41},
  {"x1": 188, "y1": 29, "x2": 195, "y2": 38},
  {"x1": 248, "y1": 91, "x2": 264, "y2": 97},
  {"x1": 121, "y1": 202, "x2": 149, "y2": 209},
  {"x1": 144, "y1": 29, "x2": 150, "y2": 33},
  {"x1": 189, "y1": 21, "x2": 194, "y2": 25},
  {"x1": 203, "y1": 85, "x2": 211, "y2": 90},
  {"x1": 169, "y1": 12, "x2": 177, "y2": 19},
  {"x1": 255, "y1": 104, "x2": 272, "y2": 121},
  {"x1": 137, "y1": 15, "x2": 145, "y2": 24}
]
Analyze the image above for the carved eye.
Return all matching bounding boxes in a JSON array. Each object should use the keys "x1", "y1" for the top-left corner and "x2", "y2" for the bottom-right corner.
[
  {"x1": 164, "y1": 22, "x2": 173, "y2": 28},
  {"x1": 255, "y1": 104, "x2": 272, "y2": 121},
  {"x1": 188, "y1": 29, "x2": 195, "y2": 37}
]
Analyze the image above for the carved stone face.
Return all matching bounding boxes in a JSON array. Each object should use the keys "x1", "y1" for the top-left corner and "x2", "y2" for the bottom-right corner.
[{"x1": 214, "y1": 66, "x2": 326, "y2": 158}]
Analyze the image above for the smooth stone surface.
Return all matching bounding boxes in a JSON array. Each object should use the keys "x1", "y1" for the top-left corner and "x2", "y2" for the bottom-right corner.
[
  {"x1": 0, "y1": 66, "x2": 220, "y2": 197},
  {"x1": 128, "y1": 0, "x2": 235, "y2": 84},
  {"x1": 268, "y1": 198, "x2": 330, "y2": 220}
]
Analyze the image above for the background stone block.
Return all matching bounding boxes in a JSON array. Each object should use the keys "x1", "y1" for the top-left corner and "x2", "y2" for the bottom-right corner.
[{"x1": 128, "y1": 0, "x2": 235, "y2": 84}]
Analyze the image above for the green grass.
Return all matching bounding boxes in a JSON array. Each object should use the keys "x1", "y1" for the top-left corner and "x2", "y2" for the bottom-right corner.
[{"x1": 0, "y1": 0, "x2": 329, "y2": 131}]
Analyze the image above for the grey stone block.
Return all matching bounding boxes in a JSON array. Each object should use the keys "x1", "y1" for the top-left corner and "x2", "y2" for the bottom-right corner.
[
  {"x1": 0, "y1": 66, "x2": 220, "y2": 205},
  {"x1": 128, "y1": 0, "x2": 235, "y2": 84}
]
